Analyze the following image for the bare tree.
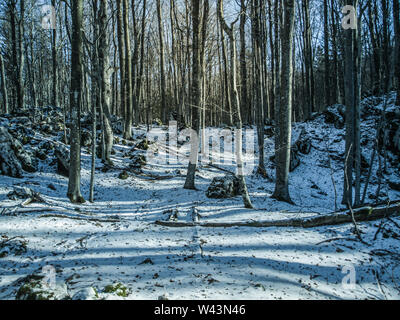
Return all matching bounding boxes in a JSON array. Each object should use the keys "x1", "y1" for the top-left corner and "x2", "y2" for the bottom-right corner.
[{"x1": 218, "y1": 0, "x2": 253, "y2": 209}]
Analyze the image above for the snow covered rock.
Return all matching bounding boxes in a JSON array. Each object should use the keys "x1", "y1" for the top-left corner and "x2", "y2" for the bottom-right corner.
[
  {"x1": 81, "y1": 129, "x2": 92, "y2": 147},
  {"x1": 289, "y1": 150, "x2": 301, "y2": 172},
  {"x1": 16, "y1": 276, "x2": 70, "y2": 300},
  {"x1": 293, "y1": 129, "x2": 312, "y2": 155},
  {"x1": 0, "y1": 237, "x2": 27, "y2": 258},
  {"x1": 0, "y1": 126, "x2": 37, "y2": 178},
  {"x1": 54, "y1": 144, "x2": 70, "y2": 177},
  {"x1": 7, "y1": 187, "x2": 37, "y2": 201},
  {"x1": 206, "y1": 175, "x2": 240, "y2": 199},
  {"x1": 323, "y1": 105, "x2": 345, "y2": 129},
  {"x1": 379, "y1": 106, "x2": 400, "y2": 158},
  {"x1": 129, "y1": 154, "x2": 146, "y2": 169},
  {"x1": 72, "y1": 287, "x2": 99, "y2": 300}
]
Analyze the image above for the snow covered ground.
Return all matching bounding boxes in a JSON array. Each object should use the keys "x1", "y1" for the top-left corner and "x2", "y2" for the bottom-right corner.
[{"x1": 0, "y1": 97, "x2": 400, "y2": 300}]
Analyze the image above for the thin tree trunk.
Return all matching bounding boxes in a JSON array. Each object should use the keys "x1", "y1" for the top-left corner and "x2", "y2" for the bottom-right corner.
[
  {"x1": 156, "y1": 0, "x2": 167, "y2": 124},
  {"x1": 116, "y1": 0, "x2": 126, "y2": 125},
  {"x1": 0, "y1": 54, "x2": 8, "y2": 114},
  {"x1": 218, "y1": 0, "x2": 253, "y2": 209},
  {"x1": 122, "y1": 0, "x2": 133, "y2": 140},
  {"x1": 51, "y1": 0, "x2": 58, "y2": 107},
  {"x1": 240, "y1": 0, "x2": 249, "y2": 124},
  {"x1": 323, "y1": 0, "x2": 331, "y2": 106}
]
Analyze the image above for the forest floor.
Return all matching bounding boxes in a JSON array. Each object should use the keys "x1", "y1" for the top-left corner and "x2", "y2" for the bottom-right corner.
[{"x1": 0, "y1": 95, "x2": 400, "y2": 300}]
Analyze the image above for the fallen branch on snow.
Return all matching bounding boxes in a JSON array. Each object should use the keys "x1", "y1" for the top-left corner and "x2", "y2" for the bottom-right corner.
[
  {"x1": 39, "y1": 214, "x2": 120, "y2": 223},
  {"x1": 155, "y1": 204, "x2": 400, "y2": 229}
]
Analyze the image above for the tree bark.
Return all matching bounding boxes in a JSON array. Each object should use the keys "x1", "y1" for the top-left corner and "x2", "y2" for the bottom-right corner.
[
  {"x1": 116, "y1": 0, "x2": 126, "y2": 123},
  {"x1": 272, "y1": 0, "x2": 295, "y2": 204},
  {"x1": 342, "y1": 0, "x2": 356, "y2": 207},
  {"x1": 122, "y1": 0, "x2": 133, "y2": 140},
  {"x1": 394, "y1": 0, "x2": 400, "y2": 105},
  {"x1": 99, "y1": 0, "x2": 114, "y2": 163},
  {"x1": 184, "y1": 0, "x2": 202, "y2": 190},
  {"x1": 68, "y1": 0, "x2": 85, "y2": 204}
]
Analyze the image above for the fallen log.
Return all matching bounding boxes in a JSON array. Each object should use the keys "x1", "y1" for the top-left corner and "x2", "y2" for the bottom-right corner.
[
  {"x1": 39, "y1": 214, "x2": 120, "y2": 223},
  {"x1": 1, "y1": 206, "x2": 120, "y2": 223},
  {"x1": 155, "y1": 204, "x2": 400, "y2": 229}
]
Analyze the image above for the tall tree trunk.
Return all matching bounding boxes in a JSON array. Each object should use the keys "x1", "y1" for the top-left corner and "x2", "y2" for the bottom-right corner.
[
  {"x1": 116, "y1": 0, "x2": 126, "y2": 124},
  {"x1": 323, "y1": 0, "x2": 331, "y2": 106},
  {"x1": 136, "y1": 0, "x2": 147, "y2": 121},
  {"x1": 394, "y1": 0, "x2": 400, "y2": 105},
  {"x1": 342, "y1": 0, "x2": 356, "y2": 207},
  {"x1": 302, "y1": 0, "x2": 314, "y2": 117},
  {"x1": 218, "y1": 0, "x2": 253, "y2": 209},
  {"x1": 330, "y1": 0, "x2": 340, "y2": 103},
  {"x1": 184, "y1": 0, "x2": 202, "y2": 190},
  {"x1": 272, "y1": 0, "x2": 295, "y2": 204},
  {"x1": 68, "y1": 0, "x2": 85, "y2": 204},
  {"x1": 0, "y1": 54, "x2": 8, "y2": 114},
  {"x1": 381, "y1": 0, "x2": 390, "y2": 92},
  {"x1": 51, "y1": 0, "x2": 58, "y2": 107},
  {"x1": 122, "y1": 0, "x2": 133, "y2": 140},
  {"x1": 17, "y1": 0, "x2": 25, "y2": 110},
  {"x1": 156, "y1": 0, "x2": 167, "y2": 124},
  {"x1": 240, "y1": 0, "x2": 249, "y2": 124},
  {"x1": 252, "y1": 0, "x2": 267, "y2": 178},
  {"x1": 99, "y1": 0, "x2": 114, "y2": 164},
  {"x1": 353, "y1": 1, "x2": 362, "y2": 206}
]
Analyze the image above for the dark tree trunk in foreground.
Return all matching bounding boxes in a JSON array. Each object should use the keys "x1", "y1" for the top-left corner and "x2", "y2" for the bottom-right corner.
[
  {"x1": 394, "y1": 0, "x2": 400, "y2": 106},
  {"x1": 272, "y1": 0, "x2": 295, "y2": 204},
  {"x1": 342, "y1": 0, "x2": 356, "y2": 207},
  {"x1": 68, "y1": 0, "x2": 85, "y2": 204},
  {"x1": 184, "y1": 0, "x2": 202, "y2": 190}
]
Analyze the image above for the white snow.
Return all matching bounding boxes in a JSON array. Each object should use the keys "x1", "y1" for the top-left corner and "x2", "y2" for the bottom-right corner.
[{"x1": 0, "y1": 96, "x2": 400, "y2": 300}]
